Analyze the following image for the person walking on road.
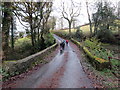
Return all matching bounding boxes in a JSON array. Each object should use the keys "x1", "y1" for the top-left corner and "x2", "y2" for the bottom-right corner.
[
  {"x1": 66, "y1": 40, "x2": 69, "y2": 45},
  {"x1": 60, "y1": 41, "x2": 65, "y2": 53}
]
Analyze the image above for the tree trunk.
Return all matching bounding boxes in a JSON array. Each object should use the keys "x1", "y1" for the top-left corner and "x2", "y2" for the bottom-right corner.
[
  {"x1": 40, "y1": 20, "x2": 45, "y2": 50},
  {"x1": 107, "y1": 24, "x2": 109, "y2": 30},
  {"x1": 89, "y1": 20, "x2": 92, "y2": 36},
  {"x1": 33, "y1": 29, "x2": 37, "y2": 44},
  {"x1": 94, "y1": 23, "x2": 97, "y2": 35},
  {"x1": 86, "y1": 2, "x2": 92, "y2": 36},
  {"x1": 11, "y1": 16, "x2": 14, "y2": 50},
  {"x1": 68, "y1": 21, "x2": 72, "y2": 35},
  {"x1": 2, "y1": 2, "x2": 11, "y2": 61},
  {"x1": 29, "y1": 14, "x2": 35, "y2": 48},
  {"x1": 40, "y1": 32, "x2": 45, "y2": 50},
  {"x1": 28, "y1": 3, "x2": 35, "y2": 49},
  {"x1": 94, "y1": 18, "x2": 99, "y2": 36},
  {"x1": 37, "y1": 27, "x2": 40, "y2": 42},
  {"x1": 30, "y1": 27, "x2": 34, "y2": 47}
]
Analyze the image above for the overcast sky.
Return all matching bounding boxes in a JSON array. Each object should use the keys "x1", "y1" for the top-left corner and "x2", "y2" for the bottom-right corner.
[
  {"x1": 51, "y1": 0, "x2": 119, "y2": 29},
  {"x1": 16, "y1": 0, "x2": 119, "y2": 31}
]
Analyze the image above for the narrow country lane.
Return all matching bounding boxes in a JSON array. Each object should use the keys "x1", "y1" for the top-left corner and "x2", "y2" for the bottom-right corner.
[{"x1": 3, "y1": 35, "x2": 93, "y2": 88}]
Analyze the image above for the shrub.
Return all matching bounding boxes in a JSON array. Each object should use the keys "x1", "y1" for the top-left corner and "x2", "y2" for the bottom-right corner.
[
  {"x1": 44, "y1": 33, "x2": 55, "y2": 47},
  {"x1": 83, "y1": 38, "x2": 115, "y2": 60},
  {"x1": 84, "y1": 37, "x2": 101, "y2": 50},
  {"x1": 75, "y1": 29, "x2": 84, "y2": 41},
  {"x1": 15, "y1": 37, "x2": 32, "y2": 52},
  {"x1": 0, "y1": 68, "x2": 10, "y2": 81},
  {"x1": 96, "y1": 29, "x2": 116, "y2": 43},
  {"x1": 53, "y1": 31, "x2": 70, "y2": 39}
]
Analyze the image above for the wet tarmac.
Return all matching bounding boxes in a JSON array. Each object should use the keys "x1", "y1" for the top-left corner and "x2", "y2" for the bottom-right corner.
[{"x1": 3, "y1": 35, "x2": 93, "y2": 88}]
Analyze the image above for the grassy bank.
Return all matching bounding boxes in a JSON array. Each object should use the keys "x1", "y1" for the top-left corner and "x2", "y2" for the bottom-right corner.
[
  {"x1": 7, "y1": 33, "x2": 55, "y2": 61},
  {"x1": 72, "y1": 38, "x2": 119, "y2": 87}
]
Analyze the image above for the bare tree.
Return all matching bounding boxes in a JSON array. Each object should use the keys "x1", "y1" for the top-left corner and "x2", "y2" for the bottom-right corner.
[
  {"x1": 13, "y1": 2, "x2": 52, "y2": 50},
  {"x1": 13, "y1": 2, "x2": 45, "y2": 48},
  {"x1": 86, "y1": 1, "x2": 92, "y2": 36},
  {"x1": 60, "y1": 0, "x2": 81, "y2": 35}
]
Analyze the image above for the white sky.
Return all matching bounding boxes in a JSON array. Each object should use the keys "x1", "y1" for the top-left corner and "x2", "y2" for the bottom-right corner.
[
  {"x1": 16, "y1": 0, "x2": 120, "y2": 31},
  {"x1": 51, "y1": 0, "x2": 119, "y2": 30}
]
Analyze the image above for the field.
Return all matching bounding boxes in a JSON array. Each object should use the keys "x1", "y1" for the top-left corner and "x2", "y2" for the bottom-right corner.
[
  {"x1": 56, "y1": 28, "x2": 77, "y2": 35},
  {"x1": 55, "y1": 23, "x2": 119, "y2": 36},
  {"x1": 54, "y1": 24, "x2": 92, "y2": 36}
]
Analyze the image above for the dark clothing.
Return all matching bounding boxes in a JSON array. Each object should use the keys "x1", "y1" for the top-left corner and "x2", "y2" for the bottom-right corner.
[
  {"x1": 62, "y1": 42, "x2": 65, "y2": 50},
  {"x1": 60, "y1": 41, "x2": 65, "y2": 50},
  {"x1": 60, "y1": 43, "x2": 63, "y2": 49}
]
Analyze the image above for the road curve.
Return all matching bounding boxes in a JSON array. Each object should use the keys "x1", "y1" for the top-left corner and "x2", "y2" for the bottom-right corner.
[{"x1": 3, "y1": 35, "x2": 93, "y2": 88}]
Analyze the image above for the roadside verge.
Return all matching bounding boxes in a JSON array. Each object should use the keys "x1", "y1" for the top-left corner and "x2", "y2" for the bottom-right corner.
[
  {"x1": 2, "y1": 43, "x2": 58, "y2": 81},
  {"x1": 71, "y1": 38, "x2": 110, "y2": 71}
]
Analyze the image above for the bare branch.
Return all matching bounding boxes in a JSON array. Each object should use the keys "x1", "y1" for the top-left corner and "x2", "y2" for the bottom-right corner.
[
  {"x1": 60, "y1": 0, "x2": 81, "y2": 33},
  {"x1": 13, "y1": 11, "x2": 29, "y2": 28}
]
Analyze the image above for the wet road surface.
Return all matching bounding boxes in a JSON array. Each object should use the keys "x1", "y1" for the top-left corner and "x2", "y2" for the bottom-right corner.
[{"x1": 3, "y1": 35, "x2": 93, "y2": 88}]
